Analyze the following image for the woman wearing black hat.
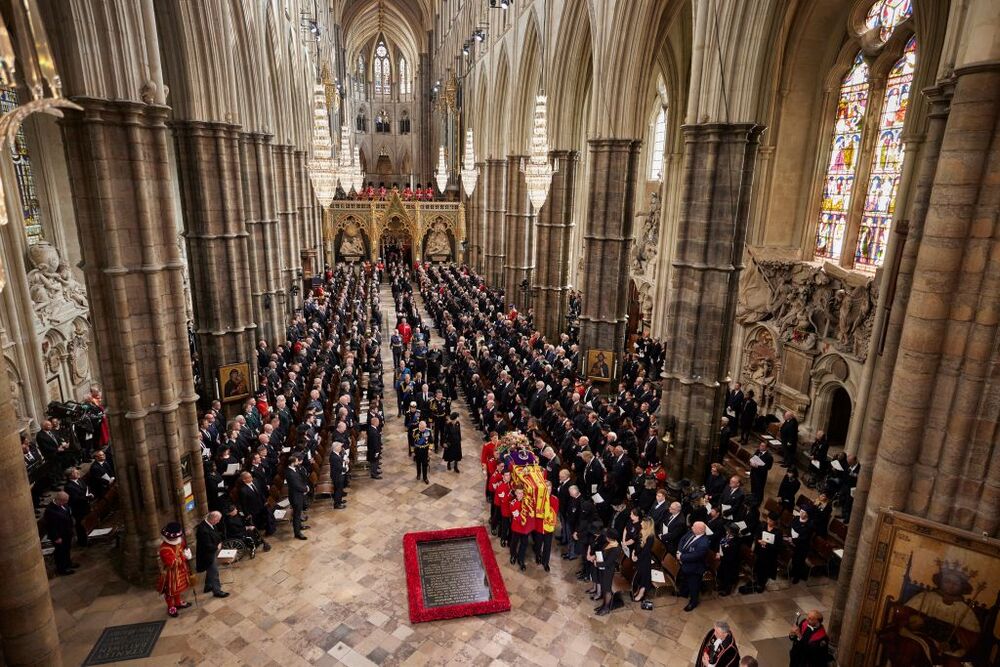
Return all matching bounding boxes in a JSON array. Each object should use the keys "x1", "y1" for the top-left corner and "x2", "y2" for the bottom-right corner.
[
  {"x1": 157, "y1": 522, "x2": 192, "y2": 617},
  {"x1": 443, "y1": 412, "x2": 463, "y2": 472}
]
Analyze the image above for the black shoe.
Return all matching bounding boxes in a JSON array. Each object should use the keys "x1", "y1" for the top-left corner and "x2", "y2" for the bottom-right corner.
[
  {"x1": 57, "y1": 569, "x2": 75, "y2": 576},
  {"x1": 543, "y1": 564, "x2": 550, "y2": 572},
  {"x1": 262, "y1": 542, "x2": 272, "y2": 552},
  {"x1": 295, "y1": 534, "x2": 308, "y2": 540},
  {"x1": 167, "y1": 608, "x2": 179, "y2": 618},
  {"x1": 519, "y1": 564, "x2": 526, "y2": 572},
  {"x1": 423, "y1": 478, "x2": 429, "y2": 484},
  {"x1": 491, "y1": 528, "x2": 497, "y2": 536},
  {"x1": 683, "y1": 602, "x2": 697, "y2": 612},
  {"x1": 213, "y1": 591, "x2": 230, "y2": 598},
  {"x1": 500, "y1": 541, "x2": 507, "y2": 548},
  {"x1": 334, "y1": 503, "x2": 347, "y2": 509},
  {"x1": 301, "y1": 516, "x2": 309, "y2": 521},
  {"x1": 595, "y1": 606, "x2": 610, "y2": 616},
  {"x1": 738, "y1": 585, "x2": 753, "y2": 595},
  {"x1": 301, "y1": 525, "x2": 311, "y2": 530},
  {"x1": 178, "y1": 601, "x2": 192, "y2": 609},
  {"x1": 454, "y1": 467, "x2": 459, "y2": 473},
  {"x1": 510, "y1": 556, "x2": 516, "y2": 564}
]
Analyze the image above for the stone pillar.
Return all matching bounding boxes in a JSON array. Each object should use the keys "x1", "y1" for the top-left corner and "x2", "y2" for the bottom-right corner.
[
  {"x1": 578, "y1": 139, "x2": 641, "y2": 359},
  {"x1": 472, "y1": 161, "x2": 486, "y2": 272},
  {"x1": 173, "y1": 121, "x2": 257, "y2": 384},
  {"x1": 828, "y1": 78, "x2": 953, "y2": 649},
  {"x1": 61, "y1": 99, "x2": 206, "y2": 581},
  {"x1": 837, "y1": 64, "x2": 1000, "y2": 664},
  {"x1": 660, "y1": 123, "x2": 764, "y2": 481},
  {"x1": 238, "y1": 132, "x2": 285, "y2": 343},
  {"x1": 0, "y1": 376, "x2": 61, "y2": 666},
  {"x1": 273, "y1": 144, "x2": 300, "y2": 311},
  {"x1": 483, "y1": 158, "x2": 507, "y2": 289},
  {"x1": 294, "y1": 149, "x2": 312, "y2": 262},
  {"x1": 535, "y1": 150, "x2": 579, "y2": 338},
  {"x1": 503, "y1": 156, "x2": 532, "y2": 305}
]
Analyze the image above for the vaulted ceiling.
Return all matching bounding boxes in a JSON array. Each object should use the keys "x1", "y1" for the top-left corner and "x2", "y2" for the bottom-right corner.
[{"x1": 338, "y1": 0, "x2": 428, "y2": 68}]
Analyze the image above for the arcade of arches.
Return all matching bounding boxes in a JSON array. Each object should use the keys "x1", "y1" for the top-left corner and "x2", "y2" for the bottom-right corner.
[{"x1": 0, "y1": 0, "x2": 997, "y2": 665}]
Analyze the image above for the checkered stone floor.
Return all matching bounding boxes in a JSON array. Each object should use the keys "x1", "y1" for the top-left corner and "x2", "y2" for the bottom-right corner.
[{"x1": 49, "y1": 284, "x2": 834, "y2": 666}]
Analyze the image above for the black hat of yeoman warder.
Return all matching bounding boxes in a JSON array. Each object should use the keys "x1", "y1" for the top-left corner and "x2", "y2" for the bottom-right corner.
[{"x1": 161, "y1": 522, "x2": 183, "y2": 539}]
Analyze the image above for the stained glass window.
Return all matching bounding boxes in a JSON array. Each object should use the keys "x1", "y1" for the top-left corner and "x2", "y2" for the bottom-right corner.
[
  {"x1": 0, "y1": 87, "x2": 43, "y2": 244},
  {"x1": 815, "y1": 53, "x2": 869, "y2": 262},
  {"x1": 855, "y1": 36, "x2": 916, "y2": 271},
  {"x1": 865, "y1": 0, "x2": 912, "y2": 43},
  {"x1": 374, "y1": 41, "x2": 391, "y2": 96},
  {"x1": 649, "y1": 107, "x2": 666, "y2": 180},
  {"x1": 399, "y1": 57, "x2": 411, "y2": 96}
]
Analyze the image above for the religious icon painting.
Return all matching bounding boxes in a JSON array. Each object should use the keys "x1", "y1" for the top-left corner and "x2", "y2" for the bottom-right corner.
[
  {"x1": 585, "y1": 349, "x2": 614, "y2": 382},
  {"x1": 218, "y1": 361, "x2": 252, "y2": 403},
  {"x1": 853, "y1": 509, "x2": 1000, "y2": 666}
]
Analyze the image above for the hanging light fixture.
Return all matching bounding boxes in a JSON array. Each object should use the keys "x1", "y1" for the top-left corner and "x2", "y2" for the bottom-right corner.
[
  {"x1": 461, "y1": 128, "x2": 479, "y2": 196},
  {"x1": 522, "y1": 94, "x2": 554, "y2": 211},
  {"x1": 434, "y1": 145, "x2": 449, "y2": 194},
  {"x1": 308, "y1": 84, "x2": 336, "y2": 206}
]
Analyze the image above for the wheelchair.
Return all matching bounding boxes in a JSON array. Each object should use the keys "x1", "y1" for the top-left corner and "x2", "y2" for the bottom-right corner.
[{"x1": 220, "y1": 525, "x2": 263, "y2": 562}]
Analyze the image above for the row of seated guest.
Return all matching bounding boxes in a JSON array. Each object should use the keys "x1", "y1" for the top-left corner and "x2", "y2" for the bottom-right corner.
[
  {"x1": 198, "y1": 264, "x2": 384, "y2": 546},
  {"x1": 418, "y1": 262, "x2": 840, "y2": 613}
]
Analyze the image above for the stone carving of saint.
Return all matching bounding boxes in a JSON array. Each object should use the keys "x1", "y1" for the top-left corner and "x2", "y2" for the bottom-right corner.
[
  {"x1": 631, "y1": 192, "x2": 661, "y2": 275},
  {"x1": 340, "y1": 223, "x2": 365, "y2": 256},
  {"x1": 26, "y1": 242, "x2": 89, "y2": 324},
  {"x1": 425, "y1": 222, "x2": 451, "y2": 257}
]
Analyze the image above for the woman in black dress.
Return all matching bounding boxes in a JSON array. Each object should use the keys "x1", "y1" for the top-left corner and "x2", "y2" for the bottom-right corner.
[
  {"x1": 443, "y1": 412, "x2": 463, "y2": 472},
  {"x1": 595, "y1": 530, "x2": 622, "y2": 616},
  {"x1": 778, "y1": 468, "x2": 800, "y2": 510},
  {"x1": 631, "y1": 518, "x2": 655, "y2": 602},
  {"x1": 621, "y1": 508, "x2": 642, "y2": 555}
]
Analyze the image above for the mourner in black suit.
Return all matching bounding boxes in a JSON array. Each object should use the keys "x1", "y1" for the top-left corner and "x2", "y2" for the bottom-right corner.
[
  {"x1": 366, "y1": 418, "x2": 383, "y2": 479},
  {"x1": 329, "y1": 442, "x2": 347, "y2": 508},
  {"x1": 748, "y1": 441, "x2": 774, "y2": 504},
  {"x1": 676, "y1": 522, "x2": 711, "y2": 611},
  {"x1": 44, "y1": 492, "x2": 76, "y2": 575},
  {"x1": 780, "y1": 411, "x2": 800, "y2": 468},
  {"x1": 64, "y1": 469, "x2": 93, "y2": 547},
  {"x1": 195, "y1": 512, "x2": 229, "y2": 597},
  {"x1": 285, "y1": 455, "x2": 309, "y2": 539},
  {"x1": 660, "y1": 501, "x2": 687, "y2": 553}
]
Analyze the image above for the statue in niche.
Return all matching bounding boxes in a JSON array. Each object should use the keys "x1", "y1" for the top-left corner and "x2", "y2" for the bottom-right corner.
[
  {"x1": 339, "y1": 221, "x2": 366, "y2": 257},
  {"x1": 26, "y1": 242, "x2": 88, "y2": 326},
  {"x1": 425, "y1": 221, "x2": 451, "y2": 258},
  {"x1": 835, "y1": 284, "x2": 873, "y2": 354},
  {"x1": 631, "y1": 192, "x2": 661, "y2": 276},
  {"x1": 69, "y1": 320, "x2": 91, "y2": 384}
]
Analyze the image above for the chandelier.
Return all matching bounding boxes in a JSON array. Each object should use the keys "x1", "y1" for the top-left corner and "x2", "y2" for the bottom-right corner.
[
  {"x1": 522, "y1": 94, "x2": 554, "y2": 211},
  {"x1": 335, "y1": 124, "x2": 354, "y2": 193},
  {"x1": 308, "y1": 84, "x2": 336, "y2": 206},
  {"x1": 460, "y1": 128, "x2": 479, "y2": 196},
  {"x1": 434, "y1": 145, "x2": 449, "y2": 194}
]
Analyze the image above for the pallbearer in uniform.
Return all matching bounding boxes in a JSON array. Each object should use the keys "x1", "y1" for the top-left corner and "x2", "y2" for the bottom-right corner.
[
  {"x1": 157, "y1": 522, "x2": 192, "y2": 618},
  {"x1": 537, "y1": 479, "x2": 558, "y2": 572},
  {"x1": 482, "y1": 431, "x2": 499, "y2": 499},
  {"x1": 430, "y1": 389, "x2": 450, "y2": 452},
  {"x1": 509, "y1": 486, "x2": 533, "y2": 571}
]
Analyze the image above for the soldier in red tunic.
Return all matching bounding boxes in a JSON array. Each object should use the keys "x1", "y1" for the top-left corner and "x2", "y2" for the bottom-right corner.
[
  {"x1": 495, "y1": 470, "x2": 512, "y2": 548},
  {"x1": 157, "y1": 522, "x2": 192, "y2": 618},
  {"x1": 509, "y1": 486, "x2": 533, "y2": 571}
]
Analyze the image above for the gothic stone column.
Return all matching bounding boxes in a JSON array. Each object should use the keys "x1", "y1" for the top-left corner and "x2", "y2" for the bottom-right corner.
[
  {"x1": 61, "y1": 99, "x2": 206, "y2": 581},
  {"x1": 838, "y1": 64, "x2": 1000, "y2": 664},
  {"x1": 483, "y1": 158, "x2": 507, "y2": 289},
  {"x1": 578, "y1": 139, "x2": 641, "y2": 360},
  {"x1": 294, "y1": 149, "x2": 313, "y2": 265},
  {"x1": 0, "y1": 375, "x2": 60, "y2": 665},
  {"x1": 466, "y1": 161, "x2": 486, "y2": 271},
  {"x1": 503, "y1": 156, "x2": 532, "y2": 304},
  {"x1": 238, "y1": 132, "x2": 285, "y2": 344},
  {"x1": 535, "y1": 150, "x2": 579, "y2": 339},
  {"x1": 173, "y1": 121, "x2": 257, "y2": 385},
  {"x1": 661, "y1": 123, "x2": 764, "y2": 480},
  {"x1": 273, "y1": 144, "x2": 300, "y2": 311}
]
